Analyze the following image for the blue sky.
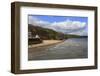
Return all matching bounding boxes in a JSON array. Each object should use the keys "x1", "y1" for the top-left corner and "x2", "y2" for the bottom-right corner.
[
  {"x1": 28, "y1": 15, "x2": 88, "y2": 36},
  {"x1": 29, "y1": 15, "x2": 88, "y2": 25}
]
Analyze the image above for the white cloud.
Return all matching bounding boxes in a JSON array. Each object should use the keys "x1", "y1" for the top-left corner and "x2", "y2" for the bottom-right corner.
[
  {"x1": 69, "y1": 30, "x2": 87, "y2": 36},
  {"x1": 29, "y1": 16, "x2": 50, "y2": 27},
  {"x1": 29, "y1": 16, "x2": 87, "y2": 36},
  {"x1": 50, "y1": 20, "x2": 86, "y2": 32}
]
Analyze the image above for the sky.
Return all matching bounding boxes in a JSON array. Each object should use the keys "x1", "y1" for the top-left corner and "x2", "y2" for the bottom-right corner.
[
  {"x1": 29, "y1": 15, "x2": 87, "y2": 23},
  {"x1": 28, "y1": 15, "x2": 88, "y2": 36}
]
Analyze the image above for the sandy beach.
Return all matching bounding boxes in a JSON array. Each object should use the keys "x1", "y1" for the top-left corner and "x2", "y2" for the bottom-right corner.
[{"x1": 28, "y1": 40, "x2": 64, "y2": 48}]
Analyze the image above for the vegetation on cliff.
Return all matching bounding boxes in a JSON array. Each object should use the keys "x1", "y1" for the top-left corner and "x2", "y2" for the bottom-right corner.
[{"x1": 28, "y1": 24, "x2": 86, "y2": 40}]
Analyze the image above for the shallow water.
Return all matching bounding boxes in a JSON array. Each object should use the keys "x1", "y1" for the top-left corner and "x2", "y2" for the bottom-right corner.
[{"x1": 28, "y1": 38, "x2": 88, "y2": 60}]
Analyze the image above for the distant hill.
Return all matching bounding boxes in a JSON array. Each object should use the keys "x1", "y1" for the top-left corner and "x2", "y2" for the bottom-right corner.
[{"x1": 28, "y1": 24, "x2": 83, "y2": 40}]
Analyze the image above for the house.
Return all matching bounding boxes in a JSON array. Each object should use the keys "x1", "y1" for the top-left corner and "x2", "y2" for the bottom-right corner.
[
  {"x1": 28, "y1": 31, "x2": 32, "y2": 39},
  {"x1": 28, "y1": 31, "x2": 43, "y2": 45}
]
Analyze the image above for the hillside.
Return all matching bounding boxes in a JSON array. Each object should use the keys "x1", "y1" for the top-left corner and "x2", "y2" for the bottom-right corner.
[{"x1": 28, "y1": 24, "x2": 82, "y2": 40}]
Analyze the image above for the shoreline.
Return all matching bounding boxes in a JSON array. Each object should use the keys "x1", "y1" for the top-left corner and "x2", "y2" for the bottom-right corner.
[{"x1": 28, "y1": 40, "x2": 64, "y2": 48}]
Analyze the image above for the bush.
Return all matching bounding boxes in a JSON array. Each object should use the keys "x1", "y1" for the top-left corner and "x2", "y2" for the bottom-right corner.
[{"x1": 28, "y1": 38, "x2": 43, "y2": 45}]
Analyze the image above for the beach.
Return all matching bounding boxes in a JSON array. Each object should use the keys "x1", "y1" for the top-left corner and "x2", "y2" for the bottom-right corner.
[{"x1": 28, "y1": 40, "x2": 64, "y2": 48}]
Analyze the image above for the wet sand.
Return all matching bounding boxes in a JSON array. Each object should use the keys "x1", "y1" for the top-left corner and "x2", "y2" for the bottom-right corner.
[{"x1": 28, "y1": 38, "x2": 88, "y2": 60}]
